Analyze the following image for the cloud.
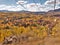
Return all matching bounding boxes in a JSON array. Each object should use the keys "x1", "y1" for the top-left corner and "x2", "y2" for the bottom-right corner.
[
  {"x1": 16, "y1": 0, "x2": 27, "y2": 4},
  {"x1": 26, "y1": 3, "x2": 41, "y2": 12},
  {"x1": 45, "y1": 0, "x2": 54, "y2": 5},
  {"x1": 0, "y1": 4, "x2": 25, "y2": 11},
  {"x1": 0, "y1": 0, "x2": 60, "y2": 12},
  {"x1": 45, "y1": 0, "x2": 60, "y2": 5},
  {"x1": 0, "y1": 3, "x2": 47, "y2": 12},
  {"x1": 44, "y1": 0, "x2": 60, "y2": 11}
]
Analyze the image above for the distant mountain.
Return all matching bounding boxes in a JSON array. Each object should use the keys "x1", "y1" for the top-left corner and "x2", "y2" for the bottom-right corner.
[
  {"x1": 48, "y1": 8, "x2": 60, "y2": 12},
  {"x1": 30, "y1": 12, "x2": 46, "y2": 14},
  {"x1": 1, "y1": 8, "x2": 60, "y2": 14},
  {"x1": 0, "y1": 8, "x2": 60, "y2": 13},
  {"x1": 46, "y1": 8, "x2": 60, "y2": 16},
  {"x1": 16, "y1": 10, "x2": 46, "y2": 14},
  {"x1": 54, "y1": 8, "x2": 60, "y2": 12},
  {"x1": 0, "y1": 10, "x2": 9, "y2": 12},
  {"x1": 0, "y1": 10, "x2": 46, "y2": 14}
]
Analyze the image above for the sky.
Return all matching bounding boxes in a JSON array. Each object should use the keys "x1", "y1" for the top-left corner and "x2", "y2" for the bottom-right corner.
[{"x1": 0, "y1": 0, "x2": 60, "y2": 12}]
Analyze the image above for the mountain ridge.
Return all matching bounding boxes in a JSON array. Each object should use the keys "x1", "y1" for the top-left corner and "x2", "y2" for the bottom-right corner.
[{"x1": 0, "y1": 8, "x2": 60, "y2": 14}]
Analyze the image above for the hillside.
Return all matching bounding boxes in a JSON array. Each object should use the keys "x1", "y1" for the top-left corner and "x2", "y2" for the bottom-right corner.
[{"x1": 0, "y1": 12, "x2": 60, "y2": 45}]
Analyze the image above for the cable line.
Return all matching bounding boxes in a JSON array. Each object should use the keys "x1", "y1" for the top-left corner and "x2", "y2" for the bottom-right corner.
[
  {"x1": 32, "y1": 0, "x2": 40, "y2": 11},
  {"x1": 14, "y1": 0, "x2": 27, "y2": 9}
]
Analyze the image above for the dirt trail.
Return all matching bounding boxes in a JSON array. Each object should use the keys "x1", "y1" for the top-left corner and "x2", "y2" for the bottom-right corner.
[
  {"x1": 0, "y1": 28, "x2": 60, "y2": 45},
  {"x1": 44, "y1": 29, "x2": 60, "y2": 45}
]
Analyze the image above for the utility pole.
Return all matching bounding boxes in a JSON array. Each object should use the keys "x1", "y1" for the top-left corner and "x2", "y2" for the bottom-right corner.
[
  {"x1": 54, "y1": 0, "x2": 56, "y2": 11},
  {"x1": 51, "y1": 0, "x2": 56, "y2": 16},
  {"x1": 53, "y1": 0, "x2": 56, "y2": 15}
]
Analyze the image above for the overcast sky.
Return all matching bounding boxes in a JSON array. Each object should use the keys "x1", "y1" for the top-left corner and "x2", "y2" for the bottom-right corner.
[{"x1": 0, "y1": 0, "x2": 60, "y2": 12}]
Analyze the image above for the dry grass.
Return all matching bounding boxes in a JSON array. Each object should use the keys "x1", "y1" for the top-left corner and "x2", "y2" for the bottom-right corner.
[{"x1": 0, "y1": 12, "x2": 60, "y2": 45}]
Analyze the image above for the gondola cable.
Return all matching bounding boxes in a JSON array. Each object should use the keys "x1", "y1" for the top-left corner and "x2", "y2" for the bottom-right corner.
[
  {"x1": 32, "y1": 0, "x2": 40, "y2": 12},
  {"x1": 14, "y1": 0, "x2": 27, "y2": 9}
]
